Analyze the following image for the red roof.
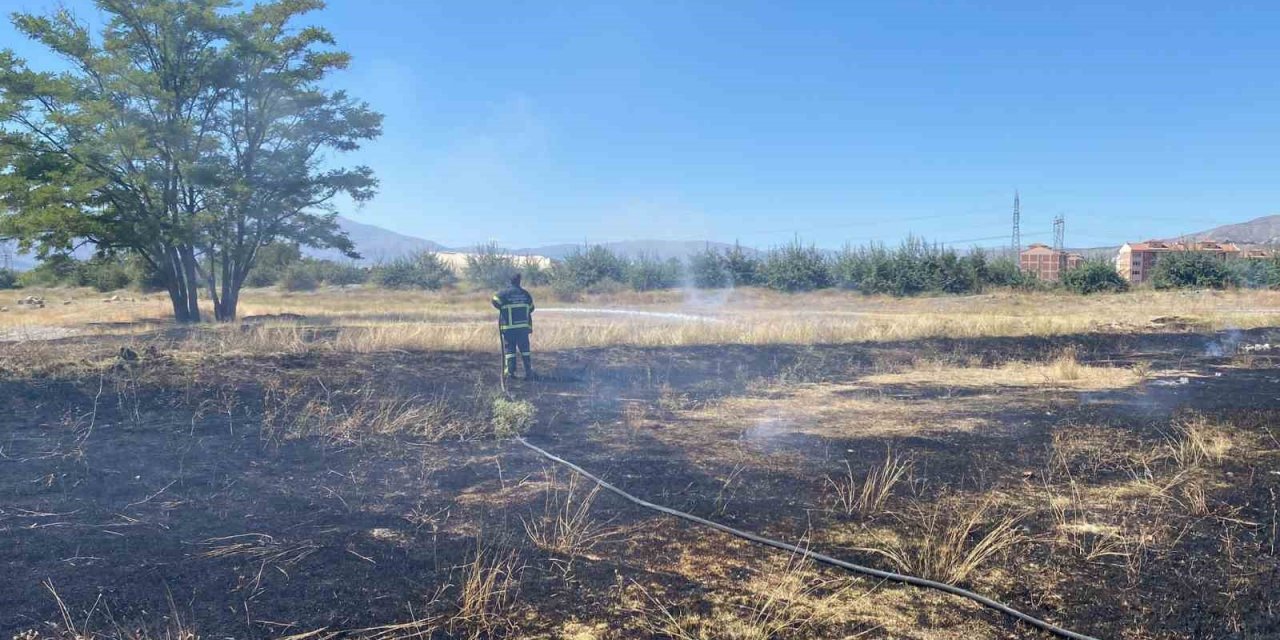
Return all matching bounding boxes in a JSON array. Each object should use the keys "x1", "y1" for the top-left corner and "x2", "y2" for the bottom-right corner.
[{"x1": 1127, "y1": 240, "x2": 1240, "y2": 253}]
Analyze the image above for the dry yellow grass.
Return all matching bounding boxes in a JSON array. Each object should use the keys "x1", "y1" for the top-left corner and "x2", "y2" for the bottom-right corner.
[
  {"x1": 863, "y1": 351, "x2": 1142, "y2": 391},
  {"x1": 5, "y1": 287, "x2": 1280, "y2": 356}
]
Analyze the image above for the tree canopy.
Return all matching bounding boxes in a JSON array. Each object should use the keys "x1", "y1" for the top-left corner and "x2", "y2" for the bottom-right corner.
[{"x1": 0, "y1": 0, "x2": 381, "y2": 321}]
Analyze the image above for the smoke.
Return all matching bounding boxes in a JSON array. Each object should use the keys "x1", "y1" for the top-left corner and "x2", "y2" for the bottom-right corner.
[
  {"x1": 539, "y1": 308, "x2": 719, "y2": 323},
  {"x1": 679, "y1": 259, "x2": 734, "y2": 311},
  {"x1": 740, "y1": 414, "x2": 795, "y2": 452},
  {"x1": 1204, "y1": 327, "x2": 1244, "y2": 357}
]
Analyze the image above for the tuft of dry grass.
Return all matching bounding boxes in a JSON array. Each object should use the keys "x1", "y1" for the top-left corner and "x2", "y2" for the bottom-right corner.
[
  {"x1": 258, "y1": 382, "x2": 487, "y2": 444},
  {"x1": 859, "y1": 499, "x2": 1025, "y2": 584},
  {"x1": 450, "y1": 546, "x2": 525, "y2": 640},
  {"x1": 1049, "y1": 346, "x2": 1082, "y2": 381},
  {"x1": 826, "y1": 448, "x2": 911, "y2": 518},
  {"x1": 21, "y1": 581, "x2": 199, "y2": 640},
  {"x1": 1167, "y1": 414, "x2": 1234, "y2": 469},
  {"x1": 523, "y1": 471, "x2": 615, "y2": 574},
  {"x1": 1178, "y1": 481, "x2": 1212, "y2": 517},
  {"x1": 634, "y1": 549, "x2": 854, "y2": 640}
]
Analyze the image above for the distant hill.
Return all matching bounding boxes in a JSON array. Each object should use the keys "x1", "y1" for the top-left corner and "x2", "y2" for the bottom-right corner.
[
  {"x1": 522, "y1": 240, "x2": 755, "y2": 261},
  {"x1": 1179, "y1": 214, "x2": 1280, "y2": 245},
  {"x1": 305, "y1": 216, "x2": 450, "y2": 264}
]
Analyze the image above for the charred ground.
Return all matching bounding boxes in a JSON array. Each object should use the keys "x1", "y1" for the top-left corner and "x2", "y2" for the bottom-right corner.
[{"x1": 3, "y1": 325, "x2": 1279, "y2": 638}]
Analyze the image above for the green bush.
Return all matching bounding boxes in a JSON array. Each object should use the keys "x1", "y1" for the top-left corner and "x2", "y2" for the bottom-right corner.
[
  {"x1": 722, "y1": 243, "x2": 762, "y2": 286},
  {"x1": 464, "y1": 242, "x2": 520, "y2": 289},
  {"x1": 314, "y1": 260, "x2": 368, "y2": 286},
  {"x1": 0, "y1": 268, "x2": 18, "y2": 289},
  {"x1": 829, "y1": 240, "x2": 1031, "y2": 296},
  {"x1": 689, "y1": 249, "x2": 729, "y2": 288},
  {"x1": 245, "y1": 266, "x2": 282, "y2": 287},
  {"x1": 762, "y1": 242, "x2": 831, "y2": 292},
  {"x1": 372, "y1": 251, "x2": 457, "y2": 290},
  {"x1": 626, "y1": 254, "x2": 681, "y2": 291},
  {"x1": 519, "y1": 258, "x2": 551, "y2": 287},
  {"x1": 557, "y1": 245, "x2": 627, "y2": 290},
  {"x1": 549, "y1": 267, "x2": 582, "y2": 301},
  {"x1": 1061, "y1": 260, "x2": 1129, "y2": 294},
  {"x1": 126, "y1": 255, "x2": 167, "y2": 292},
  {"x1": 77, "y1": 255, "x2": 132, "y2": 292},
  {"x1": 279, "y1": 263, "x2": 320, "y2": 291},
  {"x1": 1228, "y1": 258, "x2": 1280, "y2": 289},
  {"x1": 491, "y1": 397, "x2": 536, "y2": 438},
  {"x1": 1152, "y1": 252, "x2": 1235, "y2": 290},
  {"x1": 245, "y1": 243, "x2": 305, "y2": 288},
  {"x1": 18, "y1": 254, "x2": 80, "y2": 287}
]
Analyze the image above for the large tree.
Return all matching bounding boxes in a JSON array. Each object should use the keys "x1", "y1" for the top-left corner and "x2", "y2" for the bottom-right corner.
[{"x1": 0, "y1": 0, "x2": 380, "y2": 322}]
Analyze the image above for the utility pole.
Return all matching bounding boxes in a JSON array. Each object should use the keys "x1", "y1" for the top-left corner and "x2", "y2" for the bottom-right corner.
[
  {"x1": 1011, "y1": 190, "x2": 1021, "y2": 256},
  {"x1": 0, "y1": 242, "x2": 11, "y2": 272},
  {"x1": 1052, "y1": 214, "x2": 1065, "y2": 253}
]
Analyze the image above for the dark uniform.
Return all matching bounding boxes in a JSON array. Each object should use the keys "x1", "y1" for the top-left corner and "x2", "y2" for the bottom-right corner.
[{"x1": 492, "y1": 283, "x2": 535, "y2": 377}]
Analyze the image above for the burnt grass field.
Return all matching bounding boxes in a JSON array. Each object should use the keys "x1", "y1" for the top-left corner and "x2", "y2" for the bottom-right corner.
[{"x1": 3, "y1": 324, "x2": 1280, "y2": 639}]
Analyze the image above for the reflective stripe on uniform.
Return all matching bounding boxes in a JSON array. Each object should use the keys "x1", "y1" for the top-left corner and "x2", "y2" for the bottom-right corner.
[{"x1": 499, "y1": 302, "x2": 532, "y2": 330}]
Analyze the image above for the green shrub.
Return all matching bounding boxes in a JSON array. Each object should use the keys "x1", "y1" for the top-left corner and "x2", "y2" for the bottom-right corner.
[
  {"x1": 492, "y1": 397, "x2": 536, "y2": 438},
  {"x1": 279, "y1": 263, "x2": 320, "y2": 291},
  {"x1": 126, "y1": 255, "x2": 167, "y2": 292},
  {"x1": 314, "y1": 260, "x2": 368, "y2": 286},
  {"x1": 762, "y1": 242, "x2": 831, "y2": 292},
  {"x1": 244, "y1": 243, "x2": 304, "y2": 287},
  {"x1": 689, "y1": 249, "x2": 729, "y2": 288},
  {"x1": 372, "y1": 251, "x2": 457, "y2": 290},
  {"x1": 77, "y1": 255, "x2": 132, "y2": 292},
  {"x1": 519, "y1": 257, "x2": 551, "y2": 287},
  {"x1": 981, "y1": 256, "x2": 1035, "y2": 289},
  {"x1": 558, "y1": 245, "x2": 627, "y2": 289},
  {"x1": 0, "y1": 268, "x2": 18, "y2": 289},
  {"x1": 722, "y1": 243, "x2": 762, "y2": 286},
  {"x1": 464, "y1": 242, "x2": 520, "y2": 289},
  {"x1": 18, "y1": 254, "x2": 80, "y2": 287},
  {"x1": 1228, "y1": 258, "x2": 1280, "y2": 289},
  {"x1": 1152, "y1": 252, "x2": 1235, "y2": 290},
  {"x1": 1061, "y1": 260, "x2": 1129, "y2": 294},
  {"x1": 245, "y1": 267, "x2": 281, "y2": 287},
  {"x1": 626, "y1": 254, "x2": 681, "y2": 291}
]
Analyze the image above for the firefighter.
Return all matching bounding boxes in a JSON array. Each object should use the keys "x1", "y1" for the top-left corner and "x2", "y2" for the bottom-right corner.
[{"x1": 492, "y1": 272, "x2": 535, "y2": 379}]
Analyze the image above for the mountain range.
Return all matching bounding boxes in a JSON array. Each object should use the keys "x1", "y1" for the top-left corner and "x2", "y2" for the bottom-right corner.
[
  {"x1": 322, "y1": 214, "x2": 1280, "y2": 262},
  {"x1": 1180, "y1": 214, "x2": 1280, "y2": 245},
  {"x1": 5, "y1": 214, "x2": 1280, "y2": 271}
]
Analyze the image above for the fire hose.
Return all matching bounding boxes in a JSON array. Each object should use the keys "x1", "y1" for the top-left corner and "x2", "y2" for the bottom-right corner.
[{"x1": 515, "y1": 435, "x2": 1099, "y2": 640}]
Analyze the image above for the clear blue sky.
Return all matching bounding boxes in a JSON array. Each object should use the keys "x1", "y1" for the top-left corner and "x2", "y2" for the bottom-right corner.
[{"x1": 3, "y1": 1, "x2": 1279, "y2": 250}]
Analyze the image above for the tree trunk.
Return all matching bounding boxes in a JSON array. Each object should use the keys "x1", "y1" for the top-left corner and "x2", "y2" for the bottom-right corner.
[
  {"x1": 157, "y1": 247, "x2": 197, "y2": 323},
  {"x1": 216, "y1": 288, "x2": 239, "y2": 322},
  {"x1": 178, "y1": 245, "x2": 202, "y2": 322}
]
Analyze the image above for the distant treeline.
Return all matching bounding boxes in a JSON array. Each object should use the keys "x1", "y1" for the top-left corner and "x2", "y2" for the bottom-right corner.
[{"x1": 4, "y1": 238, "x2": 1278, "y2": 296}]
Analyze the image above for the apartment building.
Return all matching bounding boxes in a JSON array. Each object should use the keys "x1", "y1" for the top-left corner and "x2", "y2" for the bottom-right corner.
[
  {"x1": 1018, "y1": 243, "x2": 1084, "y2": 282},
  {"x1": 1114, "y1": 240, "x2": 1241, "y2": 284}
]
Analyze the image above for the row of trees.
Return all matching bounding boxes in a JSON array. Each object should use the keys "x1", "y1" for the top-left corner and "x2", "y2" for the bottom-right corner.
[
  {"x1": 1146, "y1": 251, "x2": 1280, "y2": 290},
  {"x1": 7, "y1": 241, "x2": 1280, "y2": 296}
]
